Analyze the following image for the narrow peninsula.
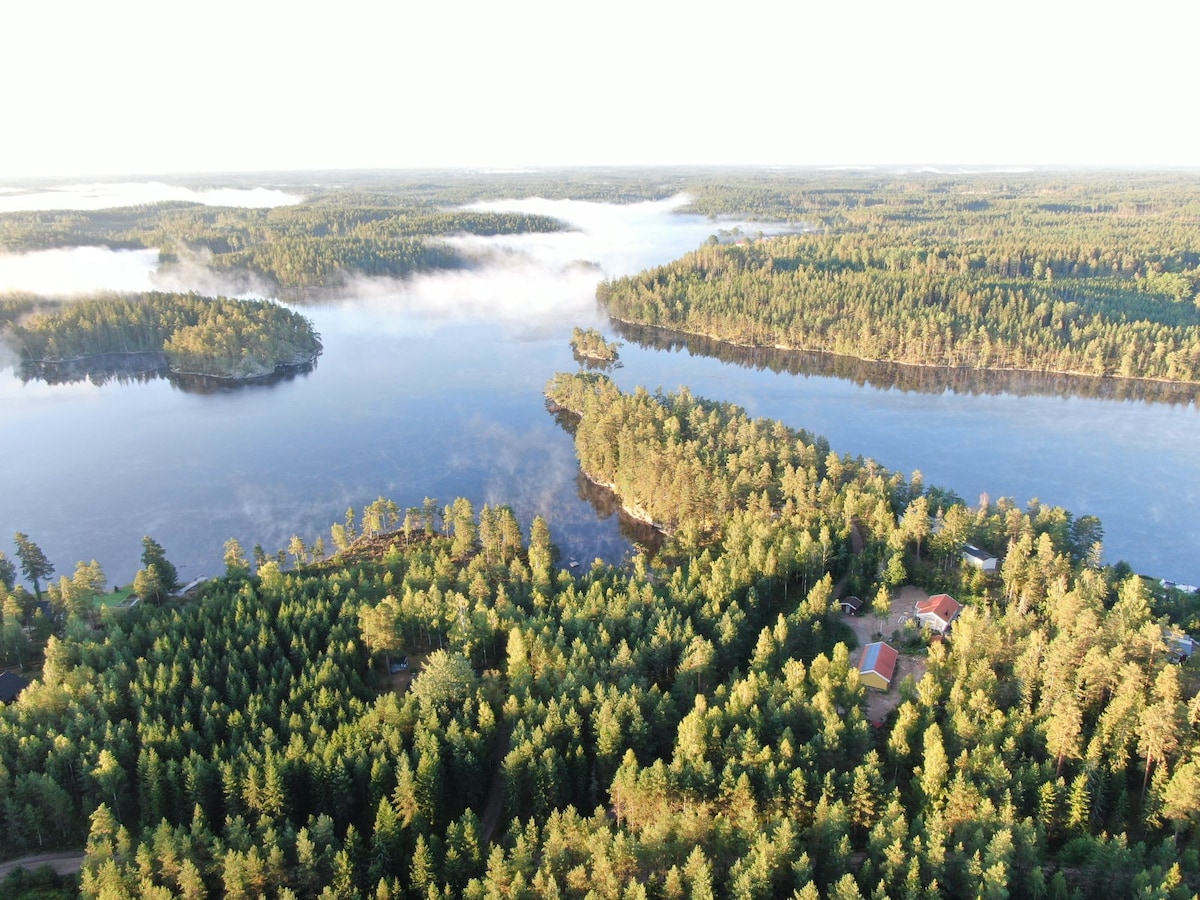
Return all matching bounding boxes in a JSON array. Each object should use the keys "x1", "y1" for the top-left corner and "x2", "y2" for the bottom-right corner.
[{"x1": 601, "y1": 175, "x2": 1200, "y2": 384}]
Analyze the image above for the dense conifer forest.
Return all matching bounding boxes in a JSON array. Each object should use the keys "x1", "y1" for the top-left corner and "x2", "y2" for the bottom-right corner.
[
  {"x1": 3, "y1": 169, "x2": 1200, "y2": 898},
  {"x1": 599, "y1": 172, "x2": 1200, "y2": 384},
  {"x1": 0, "y1": 196, "x2": 567, "y2": 290},
  {"x1": 3, "y1": 374, "x2": 1200, "y2": 898},
  {"x1": 569, "y1": 328, "x2": 621, "y2": 365},
  {"x1": 10, "y1": 293, "x2": 322, "y2": 379}
]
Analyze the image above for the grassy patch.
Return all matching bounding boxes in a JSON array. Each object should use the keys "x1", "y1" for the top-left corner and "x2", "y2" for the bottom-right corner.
[{"x1": 94, "y1": 586, "x2": 136, "y2": 609}]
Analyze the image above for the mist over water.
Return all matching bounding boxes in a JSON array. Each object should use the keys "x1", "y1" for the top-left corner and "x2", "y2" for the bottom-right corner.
[
  {"x1": 329, "y1": 263, "x2": 605, "y2": 338},
  {"x1": 0, "y1": 182, "x2": 303, "y2": 212},
  {"x1": 0, "y1": 246, "x2": 282, "y2": 302},
  {"x1": 460, "y1": 194, "x2": 789, "y2": 274},
  {"x1": 0, "y1": 247, "x2": 161, "y2": 296},
  {"x1": 325, "y1": 194, "x2": 784, "y2": 336},
  {"x1": 1, "y1": 193, "x2": 1199, "y2": 589}
]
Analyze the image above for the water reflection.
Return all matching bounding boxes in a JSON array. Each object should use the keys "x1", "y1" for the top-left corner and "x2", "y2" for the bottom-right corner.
[
  {"x1": 19, "y1": 352, "x2": 318, "y2": 393},
  {"x1": 20, "y1": 352, "x2": 168, "y2": 386},
  {"x1": 4, "y1": 194, "x2": 1199, "y2": 589},
  {"x1": 573, "y1": 472, "x2": 665, "y2": 557},
  {"x1": 572, "y1": 353, "x2": 622, "y2": 373},
  {"x1": 611, "y1": 320, "x2": 1200, "y2": 407},
  {"x1": 167, "y1": 362, "x2": 318, "y2": 395}
]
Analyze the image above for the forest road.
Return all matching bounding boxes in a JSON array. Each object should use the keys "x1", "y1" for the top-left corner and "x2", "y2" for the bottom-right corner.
[
  {"x1": 0, "y1": 850, "x2": 85, "y2": 879},
  {"x1": 479, "y1": 723, "x2": 514, "y2": 846}
]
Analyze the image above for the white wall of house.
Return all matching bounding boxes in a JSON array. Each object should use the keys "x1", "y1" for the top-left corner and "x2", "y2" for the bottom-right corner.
[{"x1": 963, "y1": 546, "x2": 998, "y2": 571}]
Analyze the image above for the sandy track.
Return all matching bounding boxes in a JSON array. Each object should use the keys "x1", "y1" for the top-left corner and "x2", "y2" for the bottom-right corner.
[{"x1": 0, "y1": 850, "x2": 85, "y2": 879}]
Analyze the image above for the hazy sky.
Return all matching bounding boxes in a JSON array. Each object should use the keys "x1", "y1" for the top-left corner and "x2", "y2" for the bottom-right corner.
[{"x1": 2, "y1": 0, "x2": 1196, "y2": 178}]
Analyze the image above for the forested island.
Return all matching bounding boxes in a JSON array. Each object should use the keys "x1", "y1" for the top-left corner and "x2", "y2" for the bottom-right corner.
[
  {"x1": 3, "y1": 370, "x2": 1200, "y2": 898},
  {"x1": 569, "y1": 327, "x2": 621, "y2": 365},
  {"x1": 9, "y1": 293, "x2": 322, "y2": 380}
]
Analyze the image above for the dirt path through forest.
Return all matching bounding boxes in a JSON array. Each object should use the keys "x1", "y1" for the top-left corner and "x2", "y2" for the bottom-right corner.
[
  {"x1": 479, "y1": 724, "x2": 513, "y2": 846},
  {"x1": 0, "y1": 850, "x2": 85, "y2": 879}
]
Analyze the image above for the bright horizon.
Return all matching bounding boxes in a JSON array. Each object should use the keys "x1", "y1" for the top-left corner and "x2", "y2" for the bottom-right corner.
[{"x1": 2, "y1": 0, "x2": 1198, "y2": 179}]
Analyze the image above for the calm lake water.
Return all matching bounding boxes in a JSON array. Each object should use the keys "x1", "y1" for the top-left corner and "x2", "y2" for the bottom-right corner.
[{"x1": 2, "y1": 195, "x2": 1198, "y2": 587}]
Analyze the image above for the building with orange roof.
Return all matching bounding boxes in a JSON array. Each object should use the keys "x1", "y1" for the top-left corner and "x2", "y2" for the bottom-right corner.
[{"x1": 857, "y1": 641, "x2": 899, "y2": 691}]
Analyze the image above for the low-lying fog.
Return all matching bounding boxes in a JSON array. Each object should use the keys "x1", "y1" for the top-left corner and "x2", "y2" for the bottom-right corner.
[
  {"x1": 0, "y1": 247, "x2": 161, "y2": 296},
  {"x1": 328, "y1": 195, "x2": 786, "y2": 336},
  {"x1": 0, "y1": 181, "x2": 304, "y2": 213},
  {"x1": 0, "y1": 193, "x2": 779, "y2": 326},
  {"x1": 1, "y1": 194, "x2": 795, "y2": 586}
]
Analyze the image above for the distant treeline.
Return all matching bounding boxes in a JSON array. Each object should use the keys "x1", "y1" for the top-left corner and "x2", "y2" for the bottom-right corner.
[
  {"x1": 12, "y1": 292, "x2": 322, "y2": 379},
  {"x1": 677, "y1": 169, "x2": 1200, "y2": 233},
  {"x1": 0, "y1": 200, "x2": 568, "y2": 289}
]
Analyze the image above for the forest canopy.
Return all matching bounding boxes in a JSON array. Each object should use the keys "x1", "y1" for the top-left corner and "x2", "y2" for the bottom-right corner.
[
  {"x1": 9, "y1": 292, "x2": 323, "y2": 379},
  {"x1": 2, "y1": 364, "x2": 1200, "y2": 897},
  {"x1": 599, "y1": 172, "x2": 1200, "y2": 384},
  {"x1": 4, "y1": 169, "x2": 1200, "y2": 898},
  {"x1": 0, "y1": 195, "x2": 569, "y2": 290},
  {"x1": 4, "y1": 370, "x2": 1200, "y2": 897}
]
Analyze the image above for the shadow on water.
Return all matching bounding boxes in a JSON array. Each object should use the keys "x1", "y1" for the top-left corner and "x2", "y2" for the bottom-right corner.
[
  {"x1": 610, "y1": 320, "x2": 1200, "y2": 406},
  {"x1": 20, "y1": 353, "x2": 317, "y2": 394},
  {"x1": 547, "y1": 404, "x2": 581, "y2": 437}
]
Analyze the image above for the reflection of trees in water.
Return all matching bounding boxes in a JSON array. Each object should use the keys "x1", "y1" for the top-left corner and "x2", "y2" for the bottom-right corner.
[
  {"x1": 19, "y1": 352, "x2": 316, "y2": 394},
  {"x1": 574, "y1": 472, "x2": 664, "y2": 557},
  {"x1": 21, "y1": 351, "x2": 168, "y2": 387},
  {"x1": 543, "y1": 402, "x2": 663, "y2": 560},
  {"x1": 168, "y1": 361, "x2": 315, "y2": 395},
  {"x1": 573, "y1": 353, "x2": 622, "y2": 373},
  {"x1": 611, "y1": 320, "x2": 1200, "y2": 406},
  {"x1": 547, "y1": 406, "x2": 580, "y2": 436}
]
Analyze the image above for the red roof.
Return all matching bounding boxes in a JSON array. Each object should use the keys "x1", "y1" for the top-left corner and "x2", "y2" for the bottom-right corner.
[
  {"x1": 916, "y1": 593, "x2": 961, "y2": 622},
  {"x1": 857, "y1": 642, "x2": 898, "y2": 682}
]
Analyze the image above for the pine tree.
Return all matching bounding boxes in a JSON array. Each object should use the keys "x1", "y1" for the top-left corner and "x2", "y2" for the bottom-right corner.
[
  {"x1": 224, "y1": 538, "x2": 250, "y2": 577},
  {"x1": 142, "y1": 536, "x2": 178, "y2": 592},
  {"x1": 134, "y1": 564, "x2": 166, "y2": 605},
  {"x1": 918, "y1": 724, "x2": 949, "y2": 803},
  {"x1": 13, "y1": 532, "x2": 54, "y2": 600},
  {"x1": 370, "y1": 796, "x2": 403, "y2": 885},
  {"x1": 409, "y1": 833, "x2": 436, "y2": 899},
  {"x1": 0, "y1": 551, "x2": 16, "y2": 589}
]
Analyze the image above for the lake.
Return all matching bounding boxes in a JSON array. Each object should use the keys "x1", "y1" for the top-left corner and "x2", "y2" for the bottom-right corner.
[{"x1": 2, "y1": 193, "x2": 1198, "y2": 588}]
